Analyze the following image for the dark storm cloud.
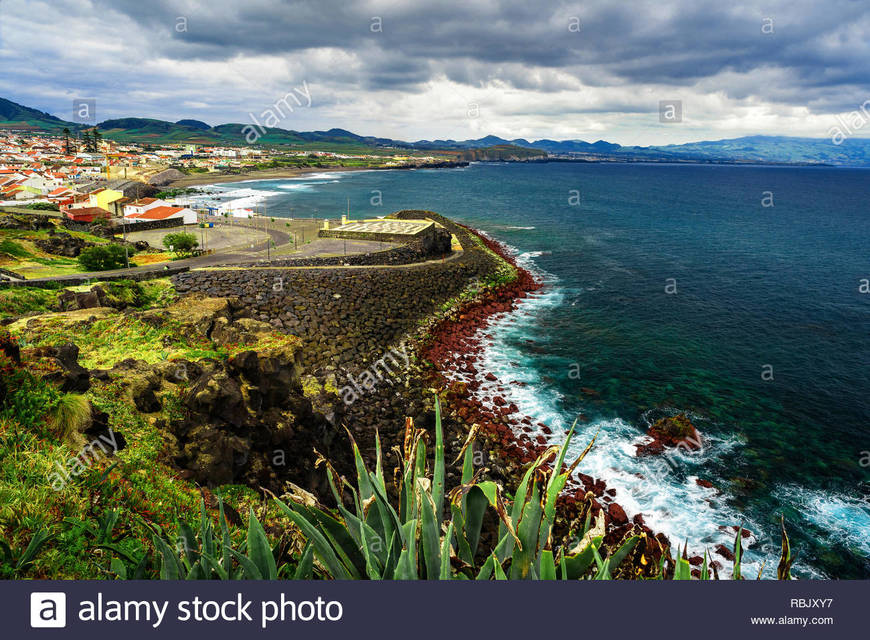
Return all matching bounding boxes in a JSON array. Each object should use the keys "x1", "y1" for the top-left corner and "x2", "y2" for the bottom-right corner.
[{"x1": 85, "y1": 0, "x2": 870, "y2": 111}]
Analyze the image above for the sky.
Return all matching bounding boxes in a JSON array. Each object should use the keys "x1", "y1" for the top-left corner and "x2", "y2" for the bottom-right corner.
[{"x1": 1, "y1": 0, "x2": 869, "y2": 145}]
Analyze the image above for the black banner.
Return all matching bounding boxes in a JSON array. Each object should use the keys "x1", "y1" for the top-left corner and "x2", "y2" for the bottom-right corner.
[{"x1": 7, "y1": 580, "x2": 864, "y2": 638}]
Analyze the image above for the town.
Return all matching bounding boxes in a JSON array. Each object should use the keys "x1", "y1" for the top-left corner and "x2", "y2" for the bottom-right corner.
[{"x1": 0, "y1": 128, "x2": 439, "y2": 223}]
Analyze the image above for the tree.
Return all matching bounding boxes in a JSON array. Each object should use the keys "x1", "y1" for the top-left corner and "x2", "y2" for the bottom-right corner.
[
  {"x1": 81, "y1": 130, "x2": 91, "y2": 153},
  {"x1": 162, "y1": 232, "x2": 198, "y2": 257},
  {"x1": 62, "y1": 128, "x2": 71, "y2": 155},
  {"x1": 92, "y1": 128, "x2": 102, "y2": 151},
  {"x1": 77, "y1": 244, "x2": 132, "y2": 271}
]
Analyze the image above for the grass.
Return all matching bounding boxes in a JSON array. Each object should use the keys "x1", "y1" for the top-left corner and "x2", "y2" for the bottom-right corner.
[
  {"x1": 19, "y1": 314, "x2": 222, "y2": 368},
  {"x1": 0, "y1": 278, "x2": 177, "y2": 320}
]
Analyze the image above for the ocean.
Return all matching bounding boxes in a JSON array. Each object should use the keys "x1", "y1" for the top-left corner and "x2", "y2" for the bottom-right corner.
[{"x1": 182, "y1": 162, "x2": 870, "y2": 578}]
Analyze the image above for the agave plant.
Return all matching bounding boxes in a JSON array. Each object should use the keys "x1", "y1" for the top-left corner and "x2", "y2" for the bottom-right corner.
[
  {"x1": 276, "y1": 396, "x2": 640, "y2": 580},
  {"x1": 106, "y1": 497, "x2": 306, "y2": 580}
]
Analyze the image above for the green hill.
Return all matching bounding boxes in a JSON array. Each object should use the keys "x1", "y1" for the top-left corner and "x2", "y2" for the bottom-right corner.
[{"x1": 0, "y1": 97, "x2": 78, "y2": 132}]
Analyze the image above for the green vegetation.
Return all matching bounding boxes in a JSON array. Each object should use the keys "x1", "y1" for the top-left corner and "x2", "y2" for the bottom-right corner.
[
  {"x1": 0, "y1": 278, "x2": 176, "y2": 319},
  {"x1": 25, "y1": 202, "x2": 60, "y2": 211},
  {"x1": 0, "y1": 239, "x2": 32, "y2": 258},
  {"x1": 77, "y1": 244, "x2": 132, "y2": 271},
  {"x1": 162, "y1": 232, "x2": 198, "y2": 257}
]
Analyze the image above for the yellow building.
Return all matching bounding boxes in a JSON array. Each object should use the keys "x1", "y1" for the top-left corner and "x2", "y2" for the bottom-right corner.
[{"x1": 88, "y1": 188, "x2": 125, "y2": 216}]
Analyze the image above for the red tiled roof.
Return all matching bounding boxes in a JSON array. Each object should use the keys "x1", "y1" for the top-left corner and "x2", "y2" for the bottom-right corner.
[{"x1": 130, "y1": 206, "x2": 187, "y2": 220}]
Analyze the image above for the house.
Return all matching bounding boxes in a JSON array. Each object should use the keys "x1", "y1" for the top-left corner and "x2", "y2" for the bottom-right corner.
[
  {"x1": 87, "y1": 187, "x2": 125, "y2": 216},
  {"x1": 64, "y1": 206, "x2": 110, "y2": 223},
  {"x1": 47, "y1": 186, "x2": 77, "y2": 201},
  {"x1": 123, "y1": 197, "x2": 168, "y2": 218},
  {"x1": 125, "y1": 205, "x2": 197, "y2": 225}
]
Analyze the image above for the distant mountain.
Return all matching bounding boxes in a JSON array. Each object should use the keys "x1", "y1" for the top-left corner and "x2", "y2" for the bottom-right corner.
[
  {"x1": 3, "y1": 96, "x2": 870, "y2": 166},
  {"x1": 0, "y1": 97, "x2": 78, "y2": 131},
  {"x1": 175, "y1": 119, "x2": 211, "y2": 130}
]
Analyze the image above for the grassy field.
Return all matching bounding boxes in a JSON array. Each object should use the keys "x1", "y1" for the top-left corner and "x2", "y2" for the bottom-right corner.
[{"x1": 0, "y1": 225, "x2": 169, "y2": 279}]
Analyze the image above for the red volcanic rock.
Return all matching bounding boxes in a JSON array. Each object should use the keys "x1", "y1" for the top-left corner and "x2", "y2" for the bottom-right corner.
[
  {"x1": 695, "y1": 478, "x2": 714, "y2": 489},
  {"x1": 484, "y1": 372, "x2": 497, "y2": 381},
  {"x1": 608, "y1": 503, "x2": 628, "y2": 526},
  {"x1": 535, "y1": 435, "x2": 547, "y2": 445},
  {"x1": 508, "y1": 403, "x2": 518, "y2": 413},
  {"x1": 714, "y1": 544, "x2": 735, "y2": 561},
  {"x1": 541, "y1": 425, "x2": 552, "y2": 435},
  {"x1": 636, "y1": 414, "x2": 703, "y2": 457},
  {"x1": 632, "y1": 513, "x2": 645, "y2": 526},
  {"x1": 580, "y1": 387, "x2": 599, "y2": 396},
  {"x1": 492, "y1": 396, "x2": 506, "y2": 406},
  {"x1": 688, "y1": 555, "x2": 704, "y2": 566}
]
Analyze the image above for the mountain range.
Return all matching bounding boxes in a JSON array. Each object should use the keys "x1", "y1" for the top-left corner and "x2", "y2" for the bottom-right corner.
[{"x1": 2, "y1": 96, "x2": 869, "y2": 166}]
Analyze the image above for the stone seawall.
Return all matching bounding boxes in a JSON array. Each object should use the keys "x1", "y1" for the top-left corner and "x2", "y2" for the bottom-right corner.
[
  {"x1": 173, "y1": 257, "x2": 493, "y2": 371},
  {"x1": 173, "y1": 210, "x2": 494, "y2": 371}
]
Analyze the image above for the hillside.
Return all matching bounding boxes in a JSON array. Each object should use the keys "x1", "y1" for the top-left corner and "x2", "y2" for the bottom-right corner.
[{"x1": 0, "y1": 97, "x2": 78, "y2": 132}]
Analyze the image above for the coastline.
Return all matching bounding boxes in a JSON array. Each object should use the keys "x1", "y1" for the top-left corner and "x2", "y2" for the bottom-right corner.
[
  {"x1": 417, "y1": 223, "x2": 672, "y2": 575},
  {"x1": 167, "y1": 160, "x2": 469, "y2": 189}
]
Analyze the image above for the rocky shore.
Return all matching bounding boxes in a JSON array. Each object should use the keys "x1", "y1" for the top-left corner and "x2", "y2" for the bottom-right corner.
[{"x1": 414, "y1": 225, "x2": 673, "y2": 574}]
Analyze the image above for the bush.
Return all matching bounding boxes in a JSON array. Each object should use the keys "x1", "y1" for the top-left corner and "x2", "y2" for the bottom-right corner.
[
  {"x1": 162, "y1": 232, "x2": 198, "y2": 257},
  {"x1": 25, "y1": 202, "x2": 60, "y2": 211},
  {"x1": 77, "y1": 244, "x2": 130, "y2": 271}
]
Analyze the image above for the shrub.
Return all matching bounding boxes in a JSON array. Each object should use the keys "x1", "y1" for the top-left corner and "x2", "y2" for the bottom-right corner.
[
  {"x1": 25, "y1": 202, "x2": 60, "y2": 211},
  {"x1": 77, "y1": 244, "x2": 130, "y2": 271},
  {"x1": 46, "y1": 393, "x2": 91, "y2": 441},
  {"x1": 162, "y1": 232, "x2": 198, "y2": 257}
]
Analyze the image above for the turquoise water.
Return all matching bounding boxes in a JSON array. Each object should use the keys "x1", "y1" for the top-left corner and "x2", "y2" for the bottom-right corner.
[{"x1": 184, "y1": 163, "x2": 870, "y2": 578}]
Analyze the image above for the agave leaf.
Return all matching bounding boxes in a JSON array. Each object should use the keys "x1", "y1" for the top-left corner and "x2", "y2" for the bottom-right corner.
[
  {"x1": 777, "y1": 516, "x2": 793, "y2": 580},
  {"x1": 16, "y1": 529, "x2": 51, "y2": 571},
  {"x1": 673, "y1": 556, "x2": 692, "y2": 580},
  {"x1": 275, "y1": 499, "x2": 352, "y2": 579},
  {"x1": 700, "y1": 549, "x2": 710, "y2": 580},
  {"x1": 294, "y1": 543, "x2": 315, "y2": 580},
  {"x1": 732, "y1": 525, "x2": 743, "y2": 580},
  {"x1": 608, "y1": 536, "x2": 639, "y2": 571},
  {"x1": 476, "y1": 481, "x2": 522, "y2": 552},
  {"x1": 177, "y1": 522, "x2": 198, "y2": 568},
  {"x1": 475, "y1": 554, "x2": 495, "y2": 580},
  {"x1": 432, "y1": 397, "x2": 445, "y2": 528},
  {"x1": 368, "y1": 470, "x2": 407, "y2": 544},
  {"x1": 228, "y1": 548, "x2": 263, "y2": 580},
  {"x1": 463, "y1": 485, "x2": 489, "y2": 561},
  {"x1": 298, "y1": 504, "x2": 365, "y2": 575},
  {"x1": 565, "y1": 426, "x2": 600, "y2": 477},
  {"x1": 562, "y1": 536, "x2": 603, "y2": 579},
  {"x1": 381, "y1": 530, "x2": 398, "y2": 580},
  {"x1": 152, "y1": 534, "x2": 182, "y2": 580},
  {"x1": 512, "y1": 479, "x2": 545, "y2": 579},
  {"x1": 492, "y1": 554, "x2": 508, "y2": 580},
  {"x1": 450, "y1": 502, "x2": 475, "y2": 565},
  {"x1": 247, "y1": 508, "x2": 278, "y2": 580},
  {"x1": 440, "y1": 522, "x2": 454, "y2": 580},
  {"x1": 218, "y1": 496, "x2": 233, "y2": 576},
  {"x1": 200, "y1": 551, "x2": 229, "y2": 580},
  {"x1": 419, "y1": 480, "x2": 441, "y2": 579},
  {"x1": 539, "y1": 549, "x2": 556, "y2": 580},
  {"x1": 199, "y1": 500, "x2": 215, "y2": 559}
]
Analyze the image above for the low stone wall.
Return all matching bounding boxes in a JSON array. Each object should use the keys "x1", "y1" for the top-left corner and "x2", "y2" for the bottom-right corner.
[
  {"x1": 0, "y1": 265, "x2": 190, "y2": 289},
  {"x1": 116, "y1": 218, "x2": 184, "y2": 234}
]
